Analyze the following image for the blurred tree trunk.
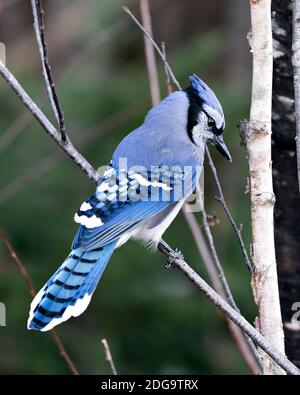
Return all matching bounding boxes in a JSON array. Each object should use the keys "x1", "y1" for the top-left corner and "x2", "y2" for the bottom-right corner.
[{"x1": 272, "y1": 0, "x2": 300, "y2": 367}]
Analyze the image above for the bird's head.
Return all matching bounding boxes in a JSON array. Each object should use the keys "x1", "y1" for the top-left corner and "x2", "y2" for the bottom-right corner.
[{"x1": 184, "y1": 74, "x2": 231, "y2": 162}]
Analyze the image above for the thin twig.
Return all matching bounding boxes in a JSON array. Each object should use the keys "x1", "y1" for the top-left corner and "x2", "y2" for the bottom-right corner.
[
  {"x1": 139, "y1": 0, "x2": 160, "y2": 104},
  {"x1": 31, "y1": 0, "x2": 67, "y2": 142},
  {"x1": 0, "y1": 228, "x2": 79, "y2": 375},
  {"x1": 206, "y1": 147, "x2": 253, "y2": 273},
  {"x1": 0, "y1": 229, "x2": 35, "y2": 299},
  {"x1": 200, "y1": 208, "x2": 238, "y2": 310},
  {"x1": 161, "y1": 42, "x2": 173, "y2": 94},
  {"x1": 101, "y1": 338, "x2": 117, "y2": 375},
  {"x1": 123, "y1": 6, "x2": 181, "y2": 91},
  {"x1": 0, "y1": 61, "x2": 100, "y2": 182},
  {"x1": 157, "y1": 239, "x2": 300, "y2": 376},
  {"x1": 49, "y1": 329, "x2": 79, "y2": 375},
  {"x1": 292, "y1": 0, "x2": 300, "y2": 194}
]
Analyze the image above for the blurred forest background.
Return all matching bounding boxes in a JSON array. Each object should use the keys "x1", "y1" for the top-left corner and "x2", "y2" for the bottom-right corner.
[{"x1": 0, "y1": 0, "x2": 255, "y2": 374}]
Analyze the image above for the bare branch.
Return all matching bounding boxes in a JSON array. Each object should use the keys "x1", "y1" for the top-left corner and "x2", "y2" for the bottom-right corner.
[
  {"x1": 123, "y1": 6, "x2": 181, "y2": 91},
  {"x1": 183, "y1": 210, "x2": 262, "y2": 374},
  {"x1": 200, "y1": 208, "x2": 238, "y2": 310},
  {"x1": 292, "y1": 0, "x2": 300, "y2": 193},
  {"x1": 101, "y1": 338, "x2": 117, "y2": 375},
  {"x1": 0, "y1": 229, "x2": 79, "y2": 375},
  {"x1": 157, "y1": 239, "x2": 300, "y2": 376},
  {"x1": 139, "y1": 0, "x2": 160, "y2": 104},
  {"x1": 161, "y1": 42, "x2": 173, "y2": 94},
  {"x1": 0, "y1": 61, "x2": 100, "y2": 183},
  {"x1": 0, "y1": 229, "x2": 35, "y2": 299},
  {"x1": 31, "y1": 0, "x2": 67, "y2": 142},
  {"x1": 205, "y1": 147, "x2": 253, "y2": 274}
]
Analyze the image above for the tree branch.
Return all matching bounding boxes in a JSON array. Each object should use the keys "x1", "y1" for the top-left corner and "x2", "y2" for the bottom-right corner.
[
  {"x1": 31, "y1": 0, "x2": 67, "y2": 142},
  {"x1": 123, "y1": 6, "x2": 181, "y2": 91},
  {"x1": 205, "y1": 146, "x2": 253, "y2": 274},
  {"x1": 101, "y1": 338, "x2": 117, "y2": 375},
  {"x1": 0, "y1": 229, "x2": 79, "y2": 375},
  {"x1": 0, "y1": 61, "x2": 100, "y2": 182},
  {"x1": 183, "y1": 210, "x2": 262, "y2": 374},
  {"x1": 161, "y1": 42, "x2": 173, "y2": 94},
  {"x1": 157, "y1": 239, "x2": 299, "y2": 375}
]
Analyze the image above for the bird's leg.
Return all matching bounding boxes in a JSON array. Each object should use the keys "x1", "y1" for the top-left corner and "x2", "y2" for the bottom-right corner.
[{"x1": 164, "y1": 247, "x2": 184, "y2": 269}]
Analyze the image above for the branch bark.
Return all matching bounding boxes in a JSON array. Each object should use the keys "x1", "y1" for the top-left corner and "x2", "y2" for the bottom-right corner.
[
  {"x1": 240, "y1": 0, "x2": 285, "y2": 374},
  {"x1": 101, "y1": 338, "x2": 117, "y2": 375},
  {"x1": 158, "y1": 240, "x2": 299, "y2": 375},
  {"x1": 0, "y1": 61, "x2": 100, "y2": 183},
  {"x1": 31, "y1": 0, "x2": 67, "y2": 142}
]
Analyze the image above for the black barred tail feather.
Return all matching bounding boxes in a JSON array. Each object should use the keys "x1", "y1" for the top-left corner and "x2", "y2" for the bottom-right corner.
[{"x1": 27, "y1": 241, "x2": 117, "y2": 331}]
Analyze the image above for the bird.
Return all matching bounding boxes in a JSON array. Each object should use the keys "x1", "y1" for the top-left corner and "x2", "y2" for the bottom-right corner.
[{"x1": 27, "y1": 74, "x2": 231, "y2": 331}]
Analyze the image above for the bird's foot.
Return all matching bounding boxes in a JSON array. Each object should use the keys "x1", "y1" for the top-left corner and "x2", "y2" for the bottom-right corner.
[{"x1": 164, "y1": 248, "x2": 184, "y2": 270}]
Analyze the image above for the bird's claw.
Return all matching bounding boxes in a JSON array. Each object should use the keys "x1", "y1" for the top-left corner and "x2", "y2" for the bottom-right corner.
[{"x1": 164, "y1": 248, "x2": 184, "y2": 269}]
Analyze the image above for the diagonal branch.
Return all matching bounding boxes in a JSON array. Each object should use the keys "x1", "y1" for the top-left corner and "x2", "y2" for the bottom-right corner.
[
  {"x1": 0, "y1": 61, "x2": 100, "y2": 182},
  {"x1": 31, "y1": 0, "x2": 67, "y2": 142},
  {"x1": 101, "y1": 338, "x2": 117, "y2": 375},
  {"x1": 0, "y1": 229, "x2": 79, "y2": 375},
  {"x1": 157, "y1": 240, "x2": 299, "y2": 375},
  {"x1": 123, "y1": 6, "x2": 181, "y2": 91},
  {"x1": 205, "y1": 146, "x2": 253, "y2": 273}
]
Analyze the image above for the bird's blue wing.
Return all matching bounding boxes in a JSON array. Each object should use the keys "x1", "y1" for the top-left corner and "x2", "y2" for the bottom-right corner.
[{"x1": 72, "y1": 166, "x2": 177, "y2": 250}]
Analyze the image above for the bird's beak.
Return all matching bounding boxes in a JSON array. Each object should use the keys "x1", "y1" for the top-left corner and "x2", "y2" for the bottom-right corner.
[{"x1": 213, "y1": 134, "x2": 232, "y2": 162}]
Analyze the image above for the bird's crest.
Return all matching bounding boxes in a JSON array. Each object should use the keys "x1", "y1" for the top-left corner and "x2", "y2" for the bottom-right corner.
[{"x1": 189, "y1": 74, "x2": 223, "y2": 118}]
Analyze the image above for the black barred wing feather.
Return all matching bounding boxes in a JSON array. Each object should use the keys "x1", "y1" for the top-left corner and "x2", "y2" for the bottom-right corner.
[{"x1": 72, "y1": 165, "x2": 199, "y2": 250}]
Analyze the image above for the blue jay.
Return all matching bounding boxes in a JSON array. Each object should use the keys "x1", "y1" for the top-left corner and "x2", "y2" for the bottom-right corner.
[{"x1": 27, "y1": 74, "x2": 231, "y2": 331}]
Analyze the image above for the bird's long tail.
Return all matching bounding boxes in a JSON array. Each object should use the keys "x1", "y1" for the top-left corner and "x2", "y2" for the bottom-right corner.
[{"x1": 27, "y1": 241, "x2": 117, "y2": 331}]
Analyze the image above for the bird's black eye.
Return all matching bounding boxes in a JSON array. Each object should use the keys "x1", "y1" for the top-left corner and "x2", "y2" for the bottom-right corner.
[{"x1": 207, "y1": 117, "x2": 215, "y2": 128}]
